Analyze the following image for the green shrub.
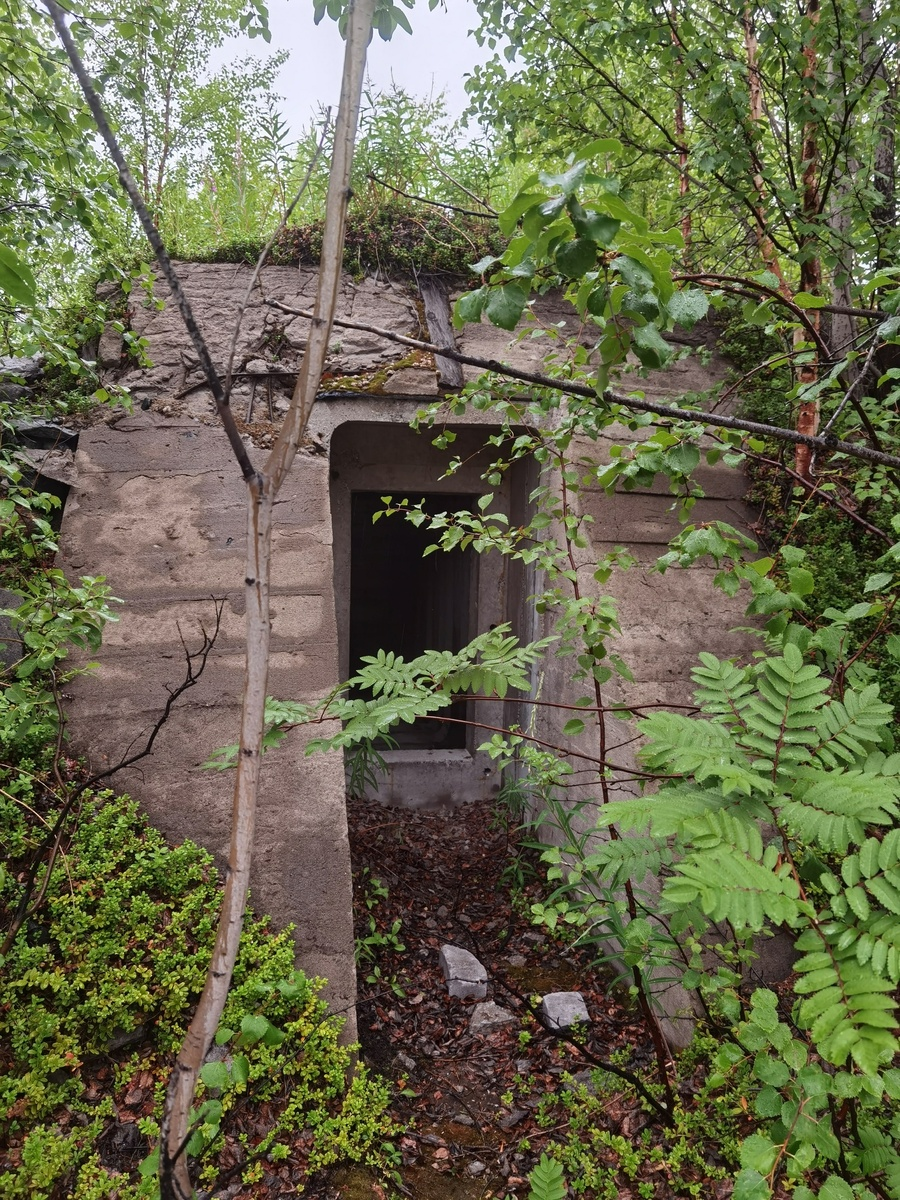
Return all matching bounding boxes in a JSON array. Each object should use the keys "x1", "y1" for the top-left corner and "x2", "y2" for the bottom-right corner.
[{"x1": 0, "y1": 792, "x2": 398, "y2": 1197}]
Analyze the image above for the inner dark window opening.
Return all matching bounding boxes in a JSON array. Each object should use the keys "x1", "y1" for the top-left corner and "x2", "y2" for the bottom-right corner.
[{"x1": 349, "y1": 492, "x2": 478, "y2": 750}]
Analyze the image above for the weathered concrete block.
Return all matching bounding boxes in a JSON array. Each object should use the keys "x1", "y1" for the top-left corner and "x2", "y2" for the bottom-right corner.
[
  {"x1": 439, "y1": 945, "x2": 487, "y2": 1000},
  {"x1": 541, "y1": 991, "x2": 590, "y2": 1032},
  {"x1": 468, "y1": 1001, "x2": 516, "y2": 1034}
]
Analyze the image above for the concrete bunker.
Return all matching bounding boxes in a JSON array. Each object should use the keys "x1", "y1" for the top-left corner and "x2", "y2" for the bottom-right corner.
[
  {"x1": 56, "y1": 260, "x2": 766, "y2": 1044},
  {"x1": 329, "y1": 419, "x2": 538, "y2": 807}
]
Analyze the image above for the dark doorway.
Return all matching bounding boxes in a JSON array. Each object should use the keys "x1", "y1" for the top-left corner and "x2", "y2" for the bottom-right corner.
[{"x1": 349, "y1": 492, "x2": 477, "y2": 749}]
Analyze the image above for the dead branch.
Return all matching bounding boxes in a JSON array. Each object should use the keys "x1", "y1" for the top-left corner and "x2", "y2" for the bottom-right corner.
[
  {"x1": 42, "y1": 1, "x2": 256, "y2": 485},
  {"x1": 266, "y1": 299, "x2": 900, "y2": 471},
  {"x1": 366, "y1": 171, "x2": 496, "y2": 219},
  {"x1": 0, "y1": 602, "x2": 225, "y2": 959},
  {"x1": 45, "y1": 0, "x2": 378, "y2": 1190}
]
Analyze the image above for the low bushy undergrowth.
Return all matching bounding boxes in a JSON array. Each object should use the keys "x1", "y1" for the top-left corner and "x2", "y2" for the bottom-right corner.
[
  {"x1": 0, "y1": 788, "x2": 398, "y2": 1198},
  {"x1": 193, "y1": 198, "x2": 505, "y2": 279}
]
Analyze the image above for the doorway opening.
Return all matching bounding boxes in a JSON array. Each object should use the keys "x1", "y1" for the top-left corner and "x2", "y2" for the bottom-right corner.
[{"x1": 349, "y1": 491, "x2": 477, "y2": 749}]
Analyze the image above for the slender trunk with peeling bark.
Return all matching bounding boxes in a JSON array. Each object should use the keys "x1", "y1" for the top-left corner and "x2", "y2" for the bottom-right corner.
[
  {"x1": 670, "y1": 5, "x2": 691, "y2": 265},
  {"x1": 158, "y1": 4, "x2": 376, "y2": 1192},
  {"x1": 742, "y1": 4, "x2": 791, "y2": 299},
  {"x1": 794, "y1": 0, "x2": 822, "y2": 481}
]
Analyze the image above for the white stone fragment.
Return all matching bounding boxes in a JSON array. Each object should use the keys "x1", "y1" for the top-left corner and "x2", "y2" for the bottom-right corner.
[
  {"x1": 468, "y1": 1001, "x2": 516, "y2": 1034},
  {"x1": 439, "y1": 944, "x2": 487, "y2": 1000},
  {"x1": 541, "y1": 991, "x2": 590, "y2": 1032}
]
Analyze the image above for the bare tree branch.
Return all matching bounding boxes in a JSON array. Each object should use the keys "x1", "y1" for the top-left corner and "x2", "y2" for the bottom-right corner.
[
  {"x1": 42, "y1": 0, "x2": 257, "y2": 485},
  {"x1": 44, "y1": 1, "x2": 378, "y2": 1194},
  {"x1": 267, "y1": 299, "x2": 900, "y2": 471},
  {"x1": 0, "y1": 602, "x2": 225, "y2": 959},
  {"x1": 223, "y1": 114, "x2": 333, "y2": 400}
]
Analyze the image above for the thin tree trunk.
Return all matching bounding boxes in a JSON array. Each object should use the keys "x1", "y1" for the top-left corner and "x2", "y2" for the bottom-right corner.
[
  {"x1": 742, "y1": 4, "x2": 791, "y2": 299},
  {"x1": 158, "y1": 3, "x2": 376, "y2": 1191},
  {"x1": 794, "y1": 0, "x2": 822, "y2": 481},
  {"x1": 670, "y1": 5, "x2": 692, "y2": 265}
]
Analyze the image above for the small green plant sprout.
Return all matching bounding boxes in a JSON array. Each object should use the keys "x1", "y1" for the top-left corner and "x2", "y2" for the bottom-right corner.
[{"x1": 355, "y1": 916, "x2": 405, "y2": 964}]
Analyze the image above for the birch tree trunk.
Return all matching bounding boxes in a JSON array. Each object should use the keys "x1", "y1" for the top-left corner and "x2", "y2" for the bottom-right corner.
[
  {"x1": 793, "y1": 0, "x2": 822, "y2": 482},
  {"x1": 159, "y1": 3, "x2": 376, "y2": 1195}
]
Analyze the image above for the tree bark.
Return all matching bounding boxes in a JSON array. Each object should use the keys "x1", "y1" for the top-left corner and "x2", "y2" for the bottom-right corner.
[
  {"x1": 794, "y1": 0, "x2": 822, "y2": 481},
  {"x1": 742, "y1": 4, "x2": 791, "y2": 299},
  {"x1": 154, "y1": 3, "x2": 378, "y2": 1195}
]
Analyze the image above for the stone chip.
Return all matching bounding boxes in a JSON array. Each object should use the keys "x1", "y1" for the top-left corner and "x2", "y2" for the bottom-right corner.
[
  {"x1": 439, "y1": 943, "x2": 487, "y2": 1000},
  {"x1": 468, "y1": 1000, "x2": 516, "y2": 1034},
  {"x1": 540, "y1": 990, "x2": 590, "y2": 1032}
]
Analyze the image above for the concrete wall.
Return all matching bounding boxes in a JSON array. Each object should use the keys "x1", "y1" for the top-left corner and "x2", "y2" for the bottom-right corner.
[
  {"x1": 62, "y1": 261, "x2": 764, "y2": 1042},
  {"x1": 60, "y1": 411, "x2": 358, "y2": 1031}
]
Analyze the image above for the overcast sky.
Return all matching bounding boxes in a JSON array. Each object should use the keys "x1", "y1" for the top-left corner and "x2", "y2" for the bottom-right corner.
[{"x1": 211, "y1": 0, "x2": 495, "y2": 133}]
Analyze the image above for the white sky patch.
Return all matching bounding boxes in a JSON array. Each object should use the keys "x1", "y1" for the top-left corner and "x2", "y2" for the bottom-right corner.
[{"x1": 209, "y1": 0, "x2": 496, "y2": 133}]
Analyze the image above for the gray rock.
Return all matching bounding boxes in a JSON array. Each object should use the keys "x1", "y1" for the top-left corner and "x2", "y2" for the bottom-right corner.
[
  {"x1": 0, "y1": 589, "x2": 24, "y2": 674},
  {"x1": 0, "y1": 383, "x2": 33, "y2": 405},
  {"x1": 541, "y1": 991, "x2": 590, "y2": 1033},
  {"x1": 468, "y1": 1001, "x2": 516, "y2": 1034},
  {"x1": 11, "y1": 420, "x2": 78, "y2": 450},
  {"x1": 563, "y1": 1068, "x2": 599, "y2": 1095},
  {"x1": 395, "y1": 1051, "x2": 416, "y2": 1073},
  {"x1": 245, "y1": 358, "x2": 270, "y2": 374},
  {"x1": 16, "y1": 448, "x2": 77, "y2": 488},
  {"x1": 439, "y1": 944, "x2": 487, "y2": 1000},
  {"x1": 467, "y1": 1161, "x2": 486, "y2": 1177},
  {"x1": 507, "y1": 953, "x2": 527, "y2": 967},
  {"x1": 451, "y1": 1113, "x2": 474, "y2": 1127},
  {"x1": 98, "y1": 325, "x2": 123, "y2": 368},
  {"x1": 203, "y1": 1042, "x2": 231, "y2": 1065},
  {"x1": 386, "y1": 366, "x2": 438, "y2": 396},
  {"x1": 0, "y1": 354, "x2": 43, "y2": 381}
]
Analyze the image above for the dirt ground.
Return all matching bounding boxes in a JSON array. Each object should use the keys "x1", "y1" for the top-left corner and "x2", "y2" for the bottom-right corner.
[{"x1": 319, "y1": 792, "x2": 669, "y2": 1200}]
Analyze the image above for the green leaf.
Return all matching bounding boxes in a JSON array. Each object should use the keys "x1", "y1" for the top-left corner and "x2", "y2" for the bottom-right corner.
[
  {"x1": 632, "y1": 323, "x2": 672, "y2": 369},
  {"x1": 0, "y1": 244, "x2": 37, "y2": 307},
  {"x1": 239, "y1": 1013, "x2": 269, "y2": 1044},
  {"x1": 613, "y1": 255, "x2": 655, "y2": 293},
  {"x1": 563, "y1": 718, "x2": 586, "y2": 737},
  {"x1": 199, "y1": 1060, "x2": 230, "y2": 1090},
  {"x1": 538, "y1": 162, "x2": 587, "y2": 195},
  {"x1": 864, "y1": 572, "x2": 893, "y2": 593},
  {"x1": 819, "y1": 1176, "x2": 854, "y2": 1200},
  {"x1": 469, "y1": 255, "x2": 502, "y2": 274},
  {"x1": 485, "y1": 283, "x2": 528, "y2": 331},
  {"x1": 793, "y1": 292, "x2": 827, "y2": 308},
  {"x1": 787, "y1": 567, "x2": 815, "y2": 597},
  {"x1": 528, "y1": 1153, "x2": 567, "y2": 1200},
  {"x1": 665, "y1": 444, "x2": 700, "y2": 475},
  {"x1": 453, "y1": 286, "x2": 488, "y2": 327},
  {"x1": 498, "y1": 192, "x2": 546, "y2": 237},
  {"x1": 138, "y1": 1148, "x2": 160, "y2": 1178},
  {"x1": 555, "y1": 238, "x2": 597, "y2": 278},
  {"x1": 231, "y1": 1054, "x2": 250, "y2": 1085},
  {"x1": 667, "y1": 289, "x2": 710, "y2": 329},
  {"x1": 576, "y1": 136, "x2": 623, "y2": 159},
  {"x1": 741, "y1": 1134, "x2": 779, "y2": 1174},
  {"x1": 572, "y1": 209, "x2": 621, "y2": 246},
  {"x1": 732, "y1": 1168, "x2": 770, "y2": 1200},
  {"x1": 753, "y1": 1053, "x2": 790, "y2": 1087}
]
